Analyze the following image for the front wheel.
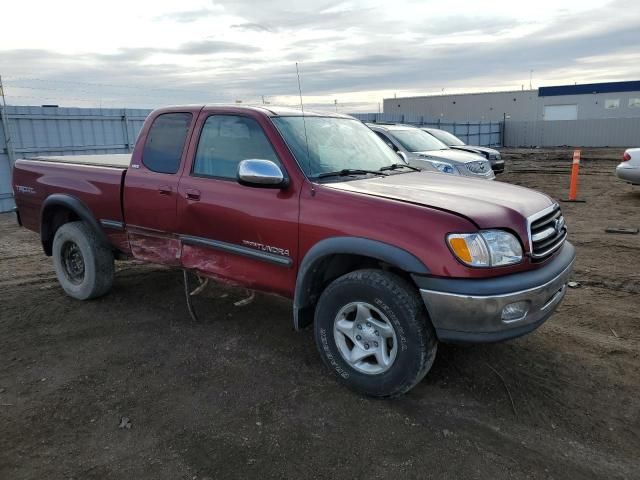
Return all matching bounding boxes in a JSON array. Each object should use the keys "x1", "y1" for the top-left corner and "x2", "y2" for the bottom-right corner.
[
  {"x1": 314, "y1": 269, "x2": 437, "y2": 397},
  {"x1": 52, "y1": 221, "x2": 114, "y2": 300}
]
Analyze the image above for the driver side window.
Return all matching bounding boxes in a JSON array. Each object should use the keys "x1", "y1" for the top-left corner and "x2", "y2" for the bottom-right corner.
[{"x1": 192, "y1": 115, "x2": 280, "y2": 179}]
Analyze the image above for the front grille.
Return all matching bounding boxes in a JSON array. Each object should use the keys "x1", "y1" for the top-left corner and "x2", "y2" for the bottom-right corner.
[
  {"x1": 464, "y1": 160, "x2": 492, "y2": 175},
  {"x1": 529, "y1": 205, "x2": 567, "y2": 261}
]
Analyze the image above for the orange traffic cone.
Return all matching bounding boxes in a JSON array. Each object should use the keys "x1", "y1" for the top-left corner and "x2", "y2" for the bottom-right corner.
[{"x1": 562, "y1": 149, "x2": 586, "y2": 203}]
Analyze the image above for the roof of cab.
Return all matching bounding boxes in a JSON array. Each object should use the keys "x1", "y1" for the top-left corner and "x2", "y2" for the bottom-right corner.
[{"x1": 200, "y1": 104, "x2": 354, "y2": 119}]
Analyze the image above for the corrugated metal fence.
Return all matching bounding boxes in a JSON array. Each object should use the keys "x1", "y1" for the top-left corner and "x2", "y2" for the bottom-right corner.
[
  {"x1": 2, "y1": 106, "x2": 634, "y2": 212},
  {"x1": 350, "y1": 113, "x2": 503, "y2": 147},
  {"x1": 504, "y1": 118, "x2": 640, "y2": 147},
  {"x1": 0, "y1": 105, "x2": 151, "y2": 212},
  {"x1": 353, "y1": 112, "x2": 639, "y2": 147}
]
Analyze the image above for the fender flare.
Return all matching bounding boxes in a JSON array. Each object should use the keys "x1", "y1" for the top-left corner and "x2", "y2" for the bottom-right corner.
[
  {"x1": 40, "y1": 194, "x2": 109, "y2": 255},
  {"x1": 293, "y1": 236, "x2": 430, "y2": 330}
]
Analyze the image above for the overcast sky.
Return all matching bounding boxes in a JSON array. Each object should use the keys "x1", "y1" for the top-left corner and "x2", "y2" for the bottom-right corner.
[{"x1": 1, "y1": 0, "x2": 639, "y2": 111}]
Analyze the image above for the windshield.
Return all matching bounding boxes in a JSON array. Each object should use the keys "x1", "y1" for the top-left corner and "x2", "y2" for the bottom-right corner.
[
  {"x1": 272, "y1": 116, "x2": 403, "y2": 178},
  {"x1": 426, "y1": 129, "x2": 465, "y2": 146},
  {"x1": 390, "y1": 129, "x2": 449, "y2": 152}
]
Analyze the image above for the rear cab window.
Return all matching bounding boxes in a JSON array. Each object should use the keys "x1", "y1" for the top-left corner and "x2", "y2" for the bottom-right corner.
[{"x1": 142, "y1": 112, "x2": 193, "y2": 174}]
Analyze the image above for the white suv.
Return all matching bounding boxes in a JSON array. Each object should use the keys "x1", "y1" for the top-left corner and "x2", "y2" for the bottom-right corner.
[{"x1": 617, "y1": 148, "x2": 640, "y2": 185}]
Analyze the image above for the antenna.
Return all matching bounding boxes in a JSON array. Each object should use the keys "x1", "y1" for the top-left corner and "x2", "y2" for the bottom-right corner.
[
  {"x1": 295, "y1": 62, "x2": 305, "y2": 113},
  {"x1": 295, "y1": 62, "x2": 311, "y2": 175}
]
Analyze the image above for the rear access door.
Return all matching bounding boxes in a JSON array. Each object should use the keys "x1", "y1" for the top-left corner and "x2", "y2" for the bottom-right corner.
[{"x1": 123, "y1": 108, "x2": 200, "y2": 265}]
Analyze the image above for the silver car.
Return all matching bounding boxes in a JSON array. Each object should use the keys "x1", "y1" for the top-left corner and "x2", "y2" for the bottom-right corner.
[
  {"x1": 617, "y1": 148, "x2": 640, "y2": 185},
  {"x1": 421, "y1": 127, "x2": 505, "y2": 174},
  {"x1": 367, "y1": 123, "x2": 495, "y2": 179}
]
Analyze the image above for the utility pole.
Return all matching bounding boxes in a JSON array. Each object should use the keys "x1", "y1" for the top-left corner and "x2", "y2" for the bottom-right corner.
[
  {"x1": 529, "y1": 70, "x2": 533, "y2": 90},
  {"x1": 502, "y1": 112, "x2": 506, "y2": 146},
  {"x1": 0, "y1": 75, "x2": 16, "y2": 169}
]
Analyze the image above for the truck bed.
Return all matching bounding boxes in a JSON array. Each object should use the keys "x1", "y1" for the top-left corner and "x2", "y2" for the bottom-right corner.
[
  {"x1": 26, "y1": 154, "x2": 131, "y2": 169},
  {"x1": 12, "y1": 155, "x2": 128, "y2": 239}
]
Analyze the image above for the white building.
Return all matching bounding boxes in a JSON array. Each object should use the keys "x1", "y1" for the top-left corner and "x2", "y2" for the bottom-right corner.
[{"x1": 384, "y1": 80, "x2": 640, "y2": 122}]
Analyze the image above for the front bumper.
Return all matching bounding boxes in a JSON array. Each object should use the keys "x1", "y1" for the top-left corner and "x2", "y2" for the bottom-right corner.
[
  {"x1": 490, "y1": 158, "x2": 505, "y2": 174},
  {"x1": 413, "y1": 242, "x2": 575, "y2": 343}
]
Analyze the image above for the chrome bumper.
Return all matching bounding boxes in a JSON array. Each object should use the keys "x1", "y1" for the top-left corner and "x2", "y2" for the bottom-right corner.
[{"x1": 415, "y1": 242, "x2": 575, "y2": 343}]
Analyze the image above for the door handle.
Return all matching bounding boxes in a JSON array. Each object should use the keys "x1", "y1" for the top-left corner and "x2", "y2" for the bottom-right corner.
[
  {"x1": 158, "y1": 185, "x2": 172, "y2": 195},
  {"x1": 185, "y1": 189, "x2": 201, "y2": 201}
]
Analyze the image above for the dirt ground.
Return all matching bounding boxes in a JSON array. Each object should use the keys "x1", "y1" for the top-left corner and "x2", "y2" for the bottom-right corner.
[{"x1": 1, "y1": 148, "x2": 638, "y2": 479}]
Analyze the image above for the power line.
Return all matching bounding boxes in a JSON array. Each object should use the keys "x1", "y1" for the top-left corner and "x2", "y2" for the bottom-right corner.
[
  {"x1": 3, "y1": 76, "x2": 236, "y2": 99},
  {"x1": 1, "y1": 74, "x2": 378, "y2": 110},
  {"x1": 4, "y1": 83, "x2": 224, "y2": 102}
]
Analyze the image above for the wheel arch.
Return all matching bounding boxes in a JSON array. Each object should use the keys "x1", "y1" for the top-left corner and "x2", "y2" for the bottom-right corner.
[
  {"x1": 293, "y1": 237, "x2": 430, "y2": 330},
  {"x1": 40, "y1": 194, "x2": 108, "y2": 256}
]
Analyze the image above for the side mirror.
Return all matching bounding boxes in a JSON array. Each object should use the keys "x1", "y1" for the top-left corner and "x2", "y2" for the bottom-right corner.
[
  {"x1": 237, "y1": 159, "x2": 288, "y2": 188},
  {"x1": 397, "y1": 151, "x2": 408, "y2": 163}
]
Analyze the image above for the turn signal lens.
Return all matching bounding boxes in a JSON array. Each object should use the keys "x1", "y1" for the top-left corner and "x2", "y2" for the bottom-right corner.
[
  {"x1": 447, "y1": 230, "x2": 523, "y2": 267},
  {"x1": 447, "y1": 233, "x2": 490, "y2": 267},
  {"x1": 448, "y1": 237, "x2": 472, "y2": 263}
]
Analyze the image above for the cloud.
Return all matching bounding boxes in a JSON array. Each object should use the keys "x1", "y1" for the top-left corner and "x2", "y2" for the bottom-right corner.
[
  {"x1": 208, "y1": 0, "x2": 375, "y2": 31},
  {"x1": 1, "y1": 0, "x2": 639, "y2": 111},
  {"x1": 231, "y1": 23, "x2": 275, "y2": 32},
  {"x1": 177, "y1": 40, "x2": 260, "y2": 55},
  {"x1": 155, "y1": 7, "x2": 224, "y2": 23}
]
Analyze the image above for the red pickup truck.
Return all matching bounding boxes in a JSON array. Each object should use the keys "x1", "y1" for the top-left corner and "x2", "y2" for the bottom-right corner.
[{"x1": 12, "y1": 105, "x2": 575, "y2": 397}]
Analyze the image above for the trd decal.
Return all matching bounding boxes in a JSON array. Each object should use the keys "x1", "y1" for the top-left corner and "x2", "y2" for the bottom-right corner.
[{"x1": 15, "y1": 185, "x2": 36, "y2": 194}]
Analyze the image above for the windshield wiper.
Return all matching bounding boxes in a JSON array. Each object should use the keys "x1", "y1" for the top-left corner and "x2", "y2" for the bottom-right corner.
[
  {"x1": 379, "y1": 163, "x2": 421, "y2": 172},
  {"x1": 316, "y1": 168, "x2": 388, "y2": 179}
]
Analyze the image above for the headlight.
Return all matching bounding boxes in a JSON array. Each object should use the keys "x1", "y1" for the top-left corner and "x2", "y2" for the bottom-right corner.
[
  {"x1": 447, "y1": 230, "x2": 523, "y2": 267},
  {"x1": 428, "y1": 160, "x2": 458, "y2": 175}
]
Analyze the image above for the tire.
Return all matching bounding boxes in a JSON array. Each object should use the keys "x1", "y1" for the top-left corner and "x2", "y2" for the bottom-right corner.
[
  {"x1": 52, "y1": 221, "x2": 114, "y2": 300},
  {"x1": 314, "y1": 269, "x2": 437, "y2": 398}
]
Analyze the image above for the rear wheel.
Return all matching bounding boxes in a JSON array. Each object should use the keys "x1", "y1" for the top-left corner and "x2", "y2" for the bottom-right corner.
[
  {"x1": 52, "y1": 221, "x2": 114, "y2": 300},
  {"x1": 314, "y1": 269, "x2": 437, "y2": 397}
]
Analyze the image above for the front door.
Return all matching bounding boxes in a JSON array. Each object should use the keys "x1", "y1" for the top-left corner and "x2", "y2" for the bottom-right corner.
[
  {"x1": 123, "y1": 111, "x2": 195, "y2": 265},
  {"x1": 176, "y1": 113, "x2": 299, "y2": 296}
]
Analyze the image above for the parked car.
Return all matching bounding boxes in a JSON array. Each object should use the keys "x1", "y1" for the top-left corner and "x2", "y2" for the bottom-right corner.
[
  {"x1": 366, "y1": 123, "x2": 495, "y2": 179},
  {"x1": 616, "y1": 148, "x2": 640, "y2": 184},
  {"x1": 422, "y1": 127, "x2": 505, "y2": 174},
  {"x1": 12, "y1": 105, "x2": 574, "y2": 398}
]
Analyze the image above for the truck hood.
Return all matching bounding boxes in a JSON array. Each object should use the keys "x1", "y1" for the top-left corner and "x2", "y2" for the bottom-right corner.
[{"x1": 323, "y1": 171, "x2": 554, "y2": 228}]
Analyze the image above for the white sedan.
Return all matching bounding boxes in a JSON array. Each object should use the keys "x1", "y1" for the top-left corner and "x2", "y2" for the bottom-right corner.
[{"x1": 617, "y1": 148, "x2": 640, "y2": 185}]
